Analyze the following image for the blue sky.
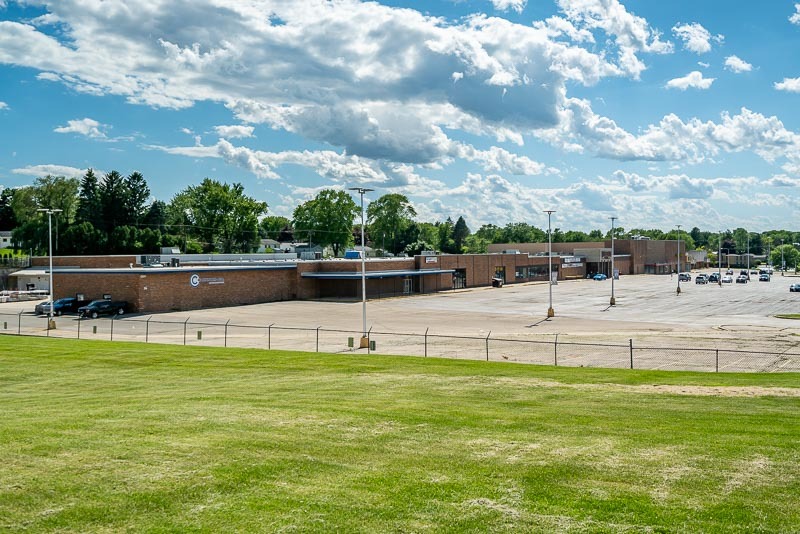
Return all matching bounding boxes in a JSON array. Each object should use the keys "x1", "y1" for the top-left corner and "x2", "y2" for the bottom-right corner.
[{"x1": 2, "y1": 0, "x2": 800, "y2": 233}]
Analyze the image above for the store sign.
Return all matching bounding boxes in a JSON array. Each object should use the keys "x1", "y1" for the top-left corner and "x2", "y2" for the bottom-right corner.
[
  {"x1": 425, "y1": 256, "x2": 438, "y2": 263},
  {"x1": 190, "y1": 274, "x2": 225, "y2": 287}
]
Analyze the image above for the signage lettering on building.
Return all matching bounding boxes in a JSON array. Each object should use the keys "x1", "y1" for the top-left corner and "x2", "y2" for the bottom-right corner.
[
  {"x1": 190, "y1": 274, "x2": 225, "y2": 287},
  {"x1": 425, "y1": 256, "x2": 438, "y2": 263}
]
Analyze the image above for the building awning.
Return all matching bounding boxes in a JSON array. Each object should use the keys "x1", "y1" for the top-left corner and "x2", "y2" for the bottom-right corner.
[{"x1": 302, "y1": 269, "x2": 454, "y2": 280}]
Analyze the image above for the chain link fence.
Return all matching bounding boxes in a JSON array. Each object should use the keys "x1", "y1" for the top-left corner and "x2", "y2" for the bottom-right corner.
[{"x1": 2, "y1": 311, "x2": 799, "y2": 373}]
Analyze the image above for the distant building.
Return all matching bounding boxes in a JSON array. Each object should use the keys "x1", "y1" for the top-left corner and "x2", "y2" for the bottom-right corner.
[{"x1": 0, "y1": 230, "x2": 12, "y2": 249}]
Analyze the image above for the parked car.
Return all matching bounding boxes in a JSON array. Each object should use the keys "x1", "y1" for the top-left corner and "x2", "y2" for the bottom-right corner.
[
  {"x1": 35, "y1": 297, "x2": 91, "y2": 316},
  {"x1": 678, "y1": 273, "x2": 691, "y2": 282},
  {"x1": 593, "y1": 273, "x2": 607, "y2": 281},
  {"x1": 790, "y1": 284, "x2": 800, "y2": 292},
  {"x1": 726, "y1": 269, "x2": 734, "y2": 275},
  {"x1": 736, "y1": 274, "x2": 749, "y2": 284},
  {"x1": 739, "y1": 270, "x2": 750, "y2": 280},
  {"x1": 708, "y1": 272, "x2": 720, "y2": 283},
  {"x1": 77, "y1": 300, "x2": 129, "y2": 318},
  {"x1": 759, "y1": 274, "x2": 771, "y2": 282},
  {"x1": 695, "y1": 274, "x2": 708, "y2": 284},
  {"x1": 722, "y1": 275, "x2": 733, "y2": 283}
]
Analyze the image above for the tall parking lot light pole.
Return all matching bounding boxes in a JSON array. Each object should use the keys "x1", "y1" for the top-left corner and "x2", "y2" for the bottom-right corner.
[
  {"x1": 718, "y1": 232, "x2": 723, "y2": 287},
  {"x1": 37, "y1": 208, "x2": 62, "y2": 320},
  {"x1": 610, "y1": 216, "x2": 617, "y2": 306},
  {"x1": 676, "y1": 224, "x2": 682, "y2": 295},
  {"x1": 781, "y1": 239, "x2": 785, "y2": 276},
  {"x1": 348, "y1": 187, "x2": 374, "y2": 343},
  {"x1": 746, "y1": 232, "x2": 750, "y2": 274},
  {"x1": 544, "y1": 210, "x2": 556, "y2": 318}
]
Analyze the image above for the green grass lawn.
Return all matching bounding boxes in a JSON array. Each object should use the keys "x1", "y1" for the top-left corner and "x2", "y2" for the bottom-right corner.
[{"x1": 1, "y1": 336, "x2": 799, "y2": 532}]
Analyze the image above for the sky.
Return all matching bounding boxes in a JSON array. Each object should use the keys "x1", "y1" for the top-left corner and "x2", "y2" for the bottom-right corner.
[{"x1": 2, "y1": 0, "x2": 800, "y2": 234}]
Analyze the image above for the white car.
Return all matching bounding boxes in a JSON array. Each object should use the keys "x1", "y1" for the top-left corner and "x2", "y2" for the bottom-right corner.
[{"x1": 722, "y1": 275, "x2": 733, "y2": 283}]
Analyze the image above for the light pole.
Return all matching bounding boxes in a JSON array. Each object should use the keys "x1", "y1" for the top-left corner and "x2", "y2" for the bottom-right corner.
[
  {"x1": 746, "y1": 232, "x2": 750, "y2": 274},
  {"x1": 781, "y1": 239, "x2": 785, "y2": 276},
  {"x1": 37, "y1": 208, "x2": 62, "y2": 321},
  {"x1": 676, "y1": 224, "x2": 682, "y2": 295},
  {"x1": 718, "y1": 232, "x2": 722, "y2": 286},
  {"x1": 610, "y1": 216, "x2": 617, "y2": 306},
  {"x1": 544, "y1": 210, "x2": 555, "y2": 318},
  {"x1": 348, "y1": 187, "x2": 374, "y2": 345}
]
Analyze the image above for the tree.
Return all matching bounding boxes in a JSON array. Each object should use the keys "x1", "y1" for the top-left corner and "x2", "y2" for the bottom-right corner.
[
  {"x1": 366, "y1": 194, "x2": 417, "y2": 255},
  {"x1": 259, "y1": 216, "x2": 291, "y2": 239},
  {"x1": 772, "y1": 244, "x2": 800, "y2": 270},
  {"x1": 463, "y1": 234, "x2": 489, "y2": 253},
  {"x1": 143, "y1": 200, "x2": 168, "y2": 232},
  {"x1": 99, "y1": 170, "x2": 128, "y2": 234},
  {"x1": 292, "y1": 189, "x2": 358, "y2": 257},
  {"x1": 169, "y1": 179, "x2": 267, "y2": 253},
  {"x1": 124, "y1": 171, "x2": 151, "y2": 227},
  {"x1": 452, "y1": 216, "x2": 470, "y2": 253},
  {"x1": 76, "y1": 168, "x2": 102, "y2": 228},
  {"x1": 60, "y1": 222, "x2": 106, "y2": 255},
  {"x1": 0, "y1": 188, "x2": 17, "y2": 231},
  {"x1": 437, "y1": 218, "x2": 456, "y2": 253}
]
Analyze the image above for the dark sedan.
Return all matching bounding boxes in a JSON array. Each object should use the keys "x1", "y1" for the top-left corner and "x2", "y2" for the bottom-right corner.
[
  {"x1": 77, "y1": 300, "x2": 129, "y2": 318},
  {"x1": 35, "y1": 297, "x2": 91, "y2": 316}
]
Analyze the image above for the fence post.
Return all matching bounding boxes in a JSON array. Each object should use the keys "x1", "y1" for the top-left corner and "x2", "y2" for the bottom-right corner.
[
  {"x1": 716, "y1": 349, "x2": 719, "y2": 373},
  {"x1": 224, "y1": 319, "x2": 230, "y2": 348},
  {"x1": 46, "y1": 316, "x2": 51, "y2": 337},
  {"x1": 267, "y1": 323, "x2": 274, "y2": 350},
  {"x1": 629, "y1": 339, "x2": 633, "y2": 369},
  {"x1": 367, "y1": 326, "x2": 372, "y2": 355},
  {"x1": 424, "y1": 327, "x2": 428, "y2": 358},
  {"x1": 486, "y1": 331, "x2": 491, "y2": 361},
  {"x1": 183, "y1": 317, "x2": 190, "y2": 346},
  {"x1": 110, "y1": 315, "x2": 115, "y2": 341},
  {"x1": 316, "y1": 326, "x2": 320, "y2": 353},
  {"x1": 145, "y1": 316, "x2": 151, "y2": 343},
  {"x1": 18, "y1": 310, "x2": 22, "y2": 335},
  {"x1": 77, "y1": 316, "x2": 81, "y2": 339},
  {"x1": 554, "y1": 333, "x2": 558, "y2": 366}
]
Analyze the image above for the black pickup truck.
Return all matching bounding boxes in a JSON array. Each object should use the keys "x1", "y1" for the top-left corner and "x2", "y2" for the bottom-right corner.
[{"x1": 77, "y1": 300, "x2": 129, "y2": 319}]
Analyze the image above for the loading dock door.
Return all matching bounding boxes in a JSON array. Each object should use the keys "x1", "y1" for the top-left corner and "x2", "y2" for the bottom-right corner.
[{"x1": 403, "y1": 277, "x2": 412, "y2": 294}]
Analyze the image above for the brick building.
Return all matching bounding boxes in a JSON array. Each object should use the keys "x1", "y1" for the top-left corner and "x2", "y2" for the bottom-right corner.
[{"x1": 11, "y1": 250, "x2": 589, "y2": 313}]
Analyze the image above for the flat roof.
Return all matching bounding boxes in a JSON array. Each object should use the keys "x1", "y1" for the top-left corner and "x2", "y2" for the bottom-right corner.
[
  {"x1": 302, "y1": 269, "x2": 455, "y2": 280},
  {"x1": 10, "y1": 264, "x2": 297, "y2": 276}
]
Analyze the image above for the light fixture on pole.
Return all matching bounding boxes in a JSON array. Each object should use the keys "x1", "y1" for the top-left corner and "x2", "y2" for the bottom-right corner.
[
  {"x1": 37, "y1": 208, "x2": 63, "y2": 322},
  {"x1": 610, "y1": 216, "x2": 617, "y2": 306},
  {"x1": 348, "y1": 187, "x2": 374, "y2": 346},
  {"x1": 544, "y1": 210, "x2": 556, "y2": 318},
  {"x1": 676, "y1": 224, "x2": 682, "y2": 295}
]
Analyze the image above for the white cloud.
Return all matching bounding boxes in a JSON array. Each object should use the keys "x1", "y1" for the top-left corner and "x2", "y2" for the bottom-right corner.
[
  {"x1": 214, "y1": 124, "x2": 254, "y2": 139},
  {"x1": 697, "y1": 61, "x2": 710, "y2": 68},
  {"x1": 775, "y1": 77, "x2": 800, "y2": 92},
  {"x1": 724, "y1": 55, "x2": 752, "y2": 73},
  {"x1": 0, "y1": 101, "x2": 7, "y2": 110},
  {"x1": 0, "y1": 0, "x2": 676, "y2": 169},
  {"x1": 665, "y1": 71, "x2": 715, "y2": 90},
  {"x1": 54, "y1": 117, "x2": 107, "y2": 138},
  {"x1": 542, "y1": 102, "x2": 800, "y2": 165},
  {"x1": 12, "y1": 164, "x2": 86, "y2": 178},
  {"x1": 672, "y1": 23, "x2": 722, "y2": 54},
  {"x1": 490, "y1": 0, "x2": 527, "y2": 13},
  {"x1": 790, "y1": 4, "x2": 800, "y2": 25}
]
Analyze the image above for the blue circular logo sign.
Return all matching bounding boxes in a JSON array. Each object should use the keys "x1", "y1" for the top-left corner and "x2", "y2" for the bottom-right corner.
[{"x1": 190, "y1": 274, "x2": 200, "y2": 287}]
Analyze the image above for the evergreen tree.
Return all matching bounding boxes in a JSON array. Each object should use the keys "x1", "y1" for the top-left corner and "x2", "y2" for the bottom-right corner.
[
  {"x1": 76, "y1": 168, "x2": 102, "y2": 228},
  {"x1": 452, "y1": 216, "x2": 470, "y2": 253}
]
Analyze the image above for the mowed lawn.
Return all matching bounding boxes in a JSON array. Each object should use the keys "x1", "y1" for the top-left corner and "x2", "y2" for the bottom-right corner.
[{"x1": 1, "y1": 336, "x2": 799, "y2": 532}]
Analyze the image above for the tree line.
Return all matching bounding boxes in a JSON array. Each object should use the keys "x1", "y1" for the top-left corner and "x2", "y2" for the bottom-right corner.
[{"x1": 1, "y1": 171, "x2": 799, "y2": 268}]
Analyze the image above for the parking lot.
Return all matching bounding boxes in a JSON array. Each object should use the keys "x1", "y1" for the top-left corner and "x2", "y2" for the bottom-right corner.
[{"x1": 3, "y1": 270, "x2": 800, "y2": 354}]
